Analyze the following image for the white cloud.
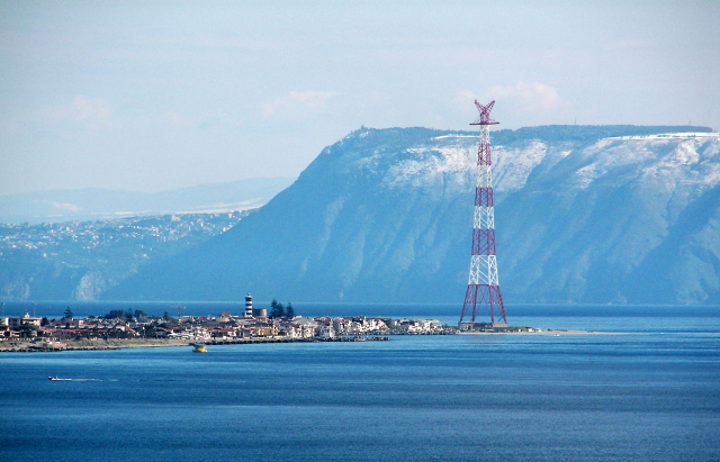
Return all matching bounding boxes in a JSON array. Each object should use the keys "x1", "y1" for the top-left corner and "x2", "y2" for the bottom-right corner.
[
  {"x1": 486, "y1": 81, "x2": 566, "y2": 113},
  {"x1": 39, "y1": 96, "x2": 111, "y2": 124},
  {"x1": 452, "y1": 82, "x2": 575, "y2": 126},
  {"x1": 262, "y1": 91, "x2": 341, "y2": 117}
]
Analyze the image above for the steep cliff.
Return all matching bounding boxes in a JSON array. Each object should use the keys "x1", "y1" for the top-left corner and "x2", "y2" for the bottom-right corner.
[{"x1": 105, "y1": 125, "x2": 720, "y2": 304}]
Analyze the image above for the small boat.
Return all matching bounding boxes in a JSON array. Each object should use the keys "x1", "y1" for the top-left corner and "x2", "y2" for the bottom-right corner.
[
  {"x1": 48, "y1": 376, "x2": 72, "y2": 381},
  {"x1": 191, "y1": 343, "x2": 207, "y2": 353}
]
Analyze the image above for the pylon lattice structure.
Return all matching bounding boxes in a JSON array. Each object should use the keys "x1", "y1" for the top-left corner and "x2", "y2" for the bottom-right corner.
[{"x1": 460, "y1": 100, "x2": 507, "y2": 326}]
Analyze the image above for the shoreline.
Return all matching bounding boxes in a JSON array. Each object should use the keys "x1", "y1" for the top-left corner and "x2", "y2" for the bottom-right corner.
[
  {"x1": 0, "y1": 335, "x2": 393, "y2": 353},
  {"x1": 0, "y1": 329, "x2": 634, "y2": 352},
  {"x1": 457, "y1": 329, "x2": 630, "y2": 335},
  {"x1": 0, "y1": 338, "x2": 193, "y2": 352}
]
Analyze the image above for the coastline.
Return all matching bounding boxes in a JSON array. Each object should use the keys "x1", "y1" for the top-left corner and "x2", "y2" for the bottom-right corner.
[
  {"x1": 457, "y1": 329, "x2": 629, "y2": 335},
  {"x1": 0, "y1": 335, "x2": 392, "y2": 353},
  {"x1": 0, "y1": 323, "x2": 634, "y2": 353},
  {"x1": 0, "y1": 338, "x2": 193, "y2": 352}
]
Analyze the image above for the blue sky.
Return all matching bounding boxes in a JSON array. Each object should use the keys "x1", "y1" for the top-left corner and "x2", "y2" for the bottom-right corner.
[{"x1": 1, "y1": 1, "x2": 718, "y2": 195}]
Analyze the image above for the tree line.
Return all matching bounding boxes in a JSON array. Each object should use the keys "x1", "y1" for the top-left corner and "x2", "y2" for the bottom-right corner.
[
  {"x1": 61, "y1": 307, "x2": 149, "y2": 322},
  {"x1": 269, "y1": 299, "x2": 295, "y2": 319}
]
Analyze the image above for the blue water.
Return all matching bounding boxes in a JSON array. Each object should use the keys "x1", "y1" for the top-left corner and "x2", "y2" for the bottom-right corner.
[{"x1": 2, "y1": 304, "x2": 719, "y2": 462}]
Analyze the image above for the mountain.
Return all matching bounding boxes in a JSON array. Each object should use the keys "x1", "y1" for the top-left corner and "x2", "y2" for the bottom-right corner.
[
  {"x1": 104, "y1": 124, "x2": 720, "y2": 305},
  {"x1": 0, "y1": 177, "x2": 295, "y2": 224}
]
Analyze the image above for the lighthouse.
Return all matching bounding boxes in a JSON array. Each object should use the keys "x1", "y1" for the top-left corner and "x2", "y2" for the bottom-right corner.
[{"x1": 244, "y1": 293, "x2": 253, "y2": 318}]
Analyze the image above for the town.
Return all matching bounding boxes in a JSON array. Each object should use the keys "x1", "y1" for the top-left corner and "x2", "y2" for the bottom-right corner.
[
  {"x1": 0, "y1": 295, "x2": 455, "y2": 352},
  {"x1": 0, "y1": 211, "x2": 248, "y2": 301}
]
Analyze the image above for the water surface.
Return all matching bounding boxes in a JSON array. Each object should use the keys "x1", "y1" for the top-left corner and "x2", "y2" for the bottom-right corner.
[{"x1": 1, "y1": 305, "x2": 719, "y2": 461}]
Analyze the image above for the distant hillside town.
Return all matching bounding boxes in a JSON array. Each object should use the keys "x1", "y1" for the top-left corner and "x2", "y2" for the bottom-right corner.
[{"x1": 0, "y1": 211, "x2": 248, "y2": 300}]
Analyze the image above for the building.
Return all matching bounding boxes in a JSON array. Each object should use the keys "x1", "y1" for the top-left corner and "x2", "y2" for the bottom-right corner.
[
  {"x1": 8, "y1": 313, "x2": 42, "y2": 328},
  {"x1": 252, "y1": 308, "x2": 267, "y2": 318}
]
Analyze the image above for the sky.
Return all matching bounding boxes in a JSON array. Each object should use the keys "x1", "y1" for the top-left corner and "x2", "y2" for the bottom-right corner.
[{"x1": 1, "y1": 0, "x2": 718, "y2": 196}]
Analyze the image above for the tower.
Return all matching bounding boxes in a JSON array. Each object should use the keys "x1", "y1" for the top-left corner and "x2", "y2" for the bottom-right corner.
[
  {"x1": 460, "y1": 100, "x2": 507, "y2": 327},
  {"x1": 244, "y1": 293, "x2": 253, "y2": 318}
]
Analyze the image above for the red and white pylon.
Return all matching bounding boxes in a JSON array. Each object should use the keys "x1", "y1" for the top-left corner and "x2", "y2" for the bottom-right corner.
[{"x1": 460, "y1": 100, "x2": 507, "y2": 326}]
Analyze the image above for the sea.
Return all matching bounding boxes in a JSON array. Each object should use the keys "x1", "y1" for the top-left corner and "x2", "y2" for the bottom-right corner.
[{"x1": 1, "y1": 301, "x2": 719, "y2": 462}]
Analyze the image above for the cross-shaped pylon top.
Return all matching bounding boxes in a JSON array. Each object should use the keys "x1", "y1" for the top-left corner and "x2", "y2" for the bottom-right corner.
[{"x1": 470, "y1": 100, "x2": 500, "y2": 125}]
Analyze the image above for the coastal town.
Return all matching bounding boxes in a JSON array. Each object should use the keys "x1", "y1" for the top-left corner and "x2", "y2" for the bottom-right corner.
[{"x1": 0, "y1": 295, "x2": 456, "y2": 352}]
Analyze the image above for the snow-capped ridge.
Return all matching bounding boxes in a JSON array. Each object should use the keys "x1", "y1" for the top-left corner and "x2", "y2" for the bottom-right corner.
[
  {"x1": 103, "y1": 125, "x2": 720, "y2": 305},
  {"x1": 611, "y1": 132, "x2": 719, "y2": 140}
]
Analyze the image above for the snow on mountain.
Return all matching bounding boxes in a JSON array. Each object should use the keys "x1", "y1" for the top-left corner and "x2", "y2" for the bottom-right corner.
[{"x1": 105, "y1": 125, "x2": 720, "y2": 305}]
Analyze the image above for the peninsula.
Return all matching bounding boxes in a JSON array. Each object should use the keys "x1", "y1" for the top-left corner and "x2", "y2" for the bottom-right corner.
[
  {"x1": 1, "y1": 299, "x2": 617, "y2": 353},
  {"x1": 0, "y1": 307, "x2": 453, "y2": 353}
]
